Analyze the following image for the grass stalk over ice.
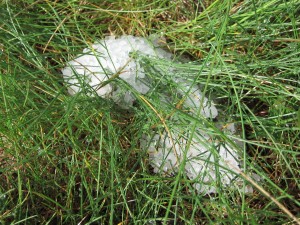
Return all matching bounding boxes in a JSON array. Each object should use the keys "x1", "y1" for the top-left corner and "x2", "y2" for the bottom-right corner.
[{"x1": 0, "y1": 0, "x2": 299, "y2": 224}]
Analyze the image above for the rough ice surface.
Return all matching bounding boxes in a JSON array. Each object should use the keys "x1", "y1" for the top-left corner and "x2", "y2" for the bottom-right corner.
[
  {"x1": 141, "y1": 123, "x2": 248, "y2": 195},
  {"x1": 62, "y1": 35, "x2": 173, "y2": 108},
  {"x1": 62, "y1": 35, "x2": 218, "y2": 115},
  {"x1": 62, "y1": 35, "x2": 251, "y2": 194},
  {"x1": 175, "y1": 78, "x2": 218, "y2": 118}
]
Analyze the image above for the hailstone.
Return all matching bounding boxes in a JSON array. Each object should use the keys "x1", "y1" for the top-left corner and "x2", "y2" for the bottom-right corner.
[{"x1": 62, "y1": 35, "x2": 253, "y2": 194}]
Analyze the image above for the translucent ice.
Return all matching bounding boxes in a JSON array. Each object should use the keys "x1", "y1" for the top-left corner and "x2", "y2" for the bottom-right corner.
[{"x1": 62, "y1": 35, "x2": 251, "y2": 194}]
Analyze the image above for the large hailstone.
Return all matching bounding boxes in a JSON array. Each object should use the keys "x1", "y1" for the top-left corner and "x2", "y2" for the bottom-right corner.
[
  {"x1": 62, "y1": 35, "x2": 250, "y2": 194},
  {"x1": 62, "y1": 35, "x2": 218, "y2": 116},
  {"x1": 62, "y1": 35, "x2": 172, "y2": 108},
  {"x1": 140, "y1": 123, "x2": 246, "y2": 195}
]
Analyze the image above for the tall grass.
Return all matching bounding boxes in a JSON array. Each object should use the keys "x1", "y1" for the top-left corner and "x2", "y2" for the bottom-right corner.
[{"x1": 0, "y1": 0, "x2": 299, "y2": 224}]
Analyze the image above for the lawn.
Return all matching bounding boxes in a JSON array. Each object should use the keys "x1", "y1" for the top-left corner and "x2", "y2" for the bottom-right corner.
[{"x1": 0, "y1": 0, "x2": 299, "y2": 224}]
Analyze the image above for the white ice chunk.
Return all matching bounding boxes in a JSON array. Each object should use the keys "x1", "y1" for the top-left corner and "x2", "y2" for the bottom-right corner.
[
  {"x1": 62, "y1": 35, "x2": 172, "y2": 107},
  {"x1": 61, "y1": 35, "x2": 250, "y2": 194},
  {"x1": 140, "y1": 129, "x2": 243, "y2": 195}
]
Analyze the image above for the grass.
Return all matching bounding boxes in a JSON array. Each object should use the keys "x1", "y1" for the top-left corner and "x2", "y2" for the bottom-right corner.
[{"x1": 0, "y1": 0, "x2": 299, "y2": 224}]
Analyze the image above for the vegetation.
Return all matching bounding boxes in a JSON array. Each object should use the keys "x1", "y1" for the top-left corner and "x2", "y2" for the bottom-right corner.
[{"x1": 0, "y1": 0, "x2": 299, "y2": 224}]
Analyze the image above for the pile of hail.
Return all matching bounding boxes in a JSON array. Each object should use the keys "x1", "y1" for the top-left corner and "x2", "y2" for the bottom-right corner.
[{"x1": 62, "y1": 35, "x2": 258, "y2": 195}]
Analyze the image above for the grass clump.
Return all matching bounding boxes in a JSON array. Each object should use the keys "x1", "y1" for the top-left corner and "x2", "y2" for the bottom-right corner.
[{"x1": 0, "y1": 0, "x2": 299, "y2": 224}]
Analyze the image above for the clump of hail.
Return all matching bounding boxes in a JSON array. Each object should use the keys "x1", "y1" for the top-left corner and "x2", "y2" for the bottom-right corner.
[
  {"x1": 62, "y1": 35, "x2": 256, "y2": 194},
  {"x1": 62, "y1": 35, "x2": 173, "y2": 108}
]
